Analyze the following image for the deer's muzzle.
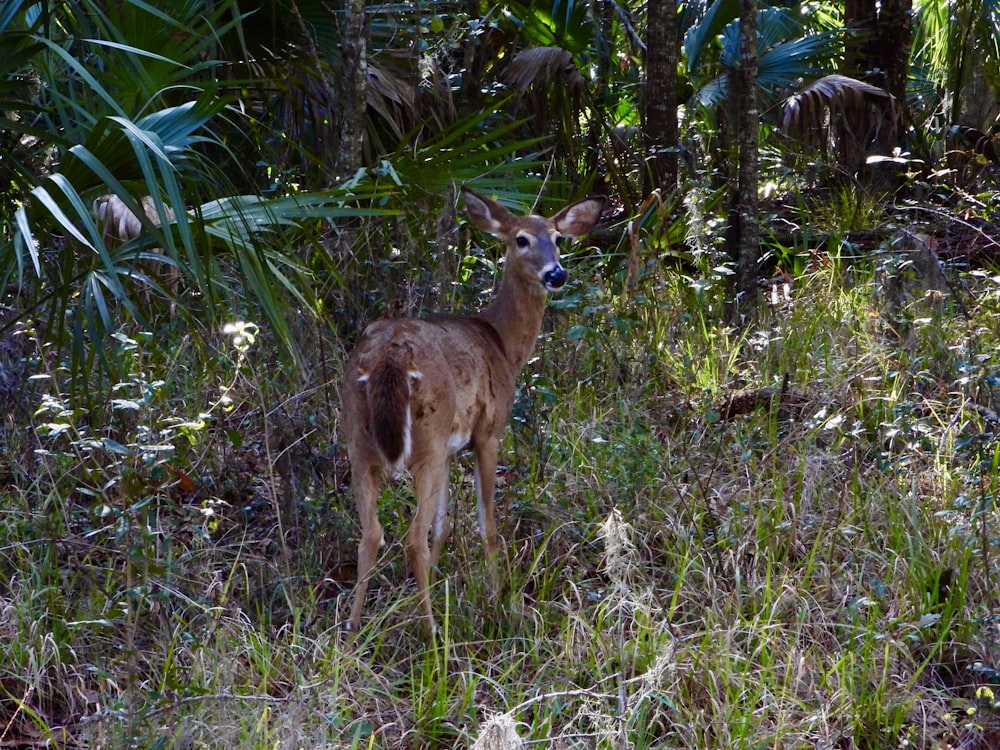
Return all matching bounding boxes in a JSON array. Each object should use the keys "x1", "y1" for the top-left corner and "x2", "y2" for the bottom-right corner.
[{"x1": 542, "y1": 265, "x2": 568, "y2": 290}]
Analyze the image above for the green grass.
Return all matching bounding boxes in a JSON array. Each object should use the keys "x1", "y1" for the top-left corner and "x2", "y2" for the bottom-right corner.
[{"x1": 3, "y1": 242, "x2": 1000, "y2": 749}]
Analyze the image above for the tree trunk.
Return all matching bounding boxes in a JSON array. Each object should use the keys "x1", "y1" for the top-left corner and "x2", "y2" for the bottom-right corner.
[
  {"x1": 843, "y1": 0, "x2": 877, "y2": 79},
  {"x1": 727, "y1": 0, "x2": 760, "y2": 322},
  {"x1": 333, "y1": 0, "x2": 368, "y2": 280},
  {"x1": 843, "y1": 0, "x2": 910, "y2": 111},
  {"x1": 843, "y1": 0, "x2": 910, "y2": 185},
  {"x1": 336, "y1": 0, "x2": 367, "y2": 179},
  {"x1": 643, "y1": 0, "x2": 678, "y2": 195},
  {"x1": 876, "y1": 0, "x2": 912, "y2": 109}
]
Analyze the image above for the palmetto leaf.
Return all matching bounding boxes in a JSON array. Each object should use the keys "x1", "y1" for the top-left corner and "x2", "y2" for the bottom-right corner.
[
  {"x1": 379, "y1": 104, "x2": 552, "y2": 204},
  {"x1": 60, "y1": 99, "x2": 225, "y2": 187},
  {"x1": 5, "y1": 84, "x2": 399, "y2": 360},
  {"x1": 684, "y1": 0, "x2": 738, "y2": 74},
  {"x1": 691, "y1": 10, "x2": 841, "y2": 108},
  {"x1": 502, "y1": 47, "x2": 585, "y2": 94},
  {"x1": 911, "y1": 0, "x2": 1000, "y2": 125},
  {"x1": 499, "y1": 0, "x2": 594, "y2": 55},
  {"x1": 71, "y1": 0, "x2": 239, "y2": 108},
  {"x1": 0, "y1": 0, "x2": 30, "y2": 34},
  {"x1": 10, "y1": 100, "x2": 224, "y2": 286},
  {"x1": 781, "y1": 74, "x2": 898, "y2": 141},
  {"x1": 196, "y1": 190, "x2": 397, "y2": 255}
]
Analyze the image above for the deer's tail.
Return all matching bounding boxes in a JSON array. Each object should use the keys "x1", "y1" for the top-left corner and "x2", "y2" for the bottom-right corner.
[{"x1": 366, "y1": 347, "x2": 417, "y2": 469}]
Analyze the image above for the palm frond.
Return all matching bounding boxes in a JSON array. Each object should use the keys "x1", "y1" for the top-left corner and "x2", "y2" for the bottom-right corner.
[
  {"x1": 382, "y1": 105, "x2": 553, "y2": 203},
  {"x1": 757, "y1": 32, "x2": 841, "y2": 93},
  {"x1": 781, "y1": 74, "x2": 897, "y2": 139},
  {"x1": 911, "y1": 0, "x2": 1000, "y2": 122},
  {"x1": 502, "y1": 47, "x2": 585, "y2": 94},
  {"x1": 500, "y1": 0, "x2": 596, "y2": 56},
  {"x1": 691, "y1": 12, "x2": 841, "y2": 108},
  {"x1": 780, "y1": 74, "x2": 900, "y2": 172},
  {"x1": 683, "y1": 0, "x2": 738, "y2": 74}
]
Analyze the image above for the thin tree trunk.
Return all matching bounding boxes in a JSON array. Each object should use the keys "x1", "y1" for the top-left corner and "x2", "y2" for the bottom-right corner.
[
  {"x1": 843, "y1": 0, "x2": 910, "y2": 112},
  {"x1": 876, "y1": 0, "x2": 911, "y2": 114},
  {"x1": 589, "y1": 0, "x2": 615, "y2": 185},
  {"x1": 333, "y1": 0, "x2": 368, "y2": 296},
  {"x1": 337, "y1": 0, "x2": 367, "y2": 179},
  {"x1": 843, "y1": 0, "x2": 877, "y2": 79},
  {"x1": 643, "y1": 0, "x2": 678, "y2": 195},
  {"x1": 843, "y1": 0, "x2": 910, "y2": 185},
  {"x1": 728, "y1": 0, "x2": 760, "y2": 322}
]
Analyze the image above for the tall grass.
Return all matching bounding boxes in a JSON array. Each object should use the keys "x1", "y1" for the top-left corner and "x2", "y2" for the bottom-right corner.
[{"x1": 2, "y1": 209, "x2": 1000, "y2": 749}]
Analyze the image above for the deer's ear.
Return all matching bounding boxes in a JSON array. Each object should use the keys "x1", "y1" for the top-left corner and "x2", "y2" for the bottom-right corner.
[
  {"x1": 553, "y1": 197, "x2": 605, "y2": 237},
  {"x1": 462, "y1": 188, "x2": 515, "y2": 236}
]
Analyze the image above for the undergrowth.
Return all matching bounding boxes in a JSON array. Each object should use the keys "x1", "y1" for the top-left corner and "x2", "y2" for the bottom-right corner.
[{"x1": 3, "y1": 228, "x2": 1000, "y2": 749}]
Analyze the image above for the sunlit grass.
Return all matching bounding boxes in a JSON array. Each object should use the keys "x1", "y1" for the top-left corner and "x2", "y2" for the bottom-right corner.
[{"x1": 3, "y1": 231, "x2": 1000, "y2": 748}]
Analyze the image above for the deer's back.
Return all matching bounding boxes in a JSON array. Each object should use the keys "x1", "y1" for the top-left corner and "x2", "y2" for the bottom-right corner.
[{"x1": 343, "y1": 315, "x2": 519, "y2": 460}]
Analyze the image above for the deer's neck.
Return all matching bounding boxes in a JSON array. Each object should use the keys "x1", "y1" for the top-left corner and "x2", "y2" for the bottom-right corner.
[{"x1": 478, "y1": 273, "x2": 549, "y2": 370}]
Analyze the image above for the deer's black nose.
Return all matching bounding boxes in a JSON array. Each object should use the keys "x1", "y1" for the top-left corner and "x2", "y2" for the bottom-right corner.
[{"x1": 542, "y1": 266, "x2": 568, "y2": 290}]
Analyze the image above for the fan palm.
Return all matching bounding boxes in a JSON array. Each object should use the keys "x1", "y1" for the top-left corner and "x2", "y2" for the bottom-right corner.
[
  {"x1": 684, "y1": 3, "x2": 841, "y2": 112},
  {"x1": 1, "y1": 0, "x2": 401, "y2": 371}
]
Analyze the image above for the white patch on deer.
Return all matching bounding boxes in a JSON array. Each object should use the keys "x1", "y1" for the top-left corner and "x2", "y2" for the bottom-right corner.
[
  {"x1": 448, "y1": 429, "x2": 471, "y2": 453},
  {"x1": 384, "y1": 407, "x2": 413, "y2": 480},
  {"x1": 540, "y1": 261, "x2": 561, "y2": 278},
  {"x1": 432, "y1": 494, "x2": 448, "y2": 542},
  {"x1": 474, "y1": 466, "x2": 488, "y2": 539}
]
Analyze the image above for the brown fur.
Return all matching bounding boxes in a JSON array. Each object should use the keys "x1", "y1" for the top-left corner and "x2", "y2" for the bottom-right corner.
[
  {"x1": 341, "y1": 187, "x2": 605, "y2": 635},
  {"x1": 365, "y1": 343, "x2": 412, "y2": 465}
]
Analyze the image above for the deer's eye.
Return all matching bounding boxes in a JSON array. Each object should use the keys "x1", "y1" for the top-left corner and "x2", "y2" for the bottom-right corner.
[
  {"x1": 554, "y1": 235, "x2": 565, "y2": 247},
  {"x1": 515, "y1": 235, "x2": 530, "y2": 249}
]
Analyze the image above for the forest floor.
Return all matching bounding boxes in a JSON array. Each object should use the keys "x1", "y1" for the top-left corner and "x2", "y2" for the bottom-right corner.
[{"x1": 3, "y1": 206, "x2": 1000, "y2": 749}]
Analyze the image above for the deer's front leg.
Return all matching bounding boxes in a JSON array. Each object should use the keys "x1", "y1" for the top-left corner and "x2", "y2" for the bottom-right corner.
[
  {"x1": 428, "y1": 456, "x2": 452, "y2": 570},
  {"x1": 473, "y1": 438, "x2": 500, "y2": 589}
]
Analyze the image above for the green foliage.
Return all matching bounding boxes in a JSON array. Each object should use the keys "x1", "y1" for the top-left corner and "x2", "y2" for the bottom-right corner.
[
  {"x1": 500, "y1": 0, "x2": 596, "y2": 55},
  {"x1": 1, "y1": 1, "x2": 379, "y2": 372},
  {"x1": 911, "y1": 0, "x2": 1000, "y2": 125},
  {"x1": 5, "y1": 2, "x2": 1000, "y2": 749},
  {"x1": 5, "y1": 182, "x2": 1000, "y2": 750},
  {"x1": 684, "y1": 3, "x2": 841, "y2": 109}
]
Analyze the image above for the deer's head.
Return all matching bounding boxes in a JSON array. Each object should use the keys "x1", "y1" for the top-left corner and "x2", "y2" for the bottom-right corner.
[{"x1": 462, "y1": 188, "x2": 605, "y2": 294}]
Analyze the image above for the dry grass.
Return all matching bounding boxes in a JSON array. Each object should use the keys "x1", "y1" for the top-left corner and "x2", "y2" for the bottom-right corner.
[{"x1": 3, "y1": 245, "x2": 1000, "y2": 749}]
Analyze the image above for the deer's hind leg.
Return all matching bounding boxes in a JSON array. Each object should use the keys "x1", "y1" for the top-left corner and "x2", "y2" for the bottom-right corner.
[
  {"x1": 347, "y1": 454, "x2": 385, "y2": 632},
  {"x1": 408, "y1": 452, "x2": 451, "y2": 636}
]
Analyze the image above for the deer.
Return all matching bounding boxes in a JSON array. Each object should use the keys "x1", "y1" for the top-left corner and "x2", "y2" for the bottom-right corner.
[{"x1": 341, "y1": 187, "x2": 605, "y2": 635}]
